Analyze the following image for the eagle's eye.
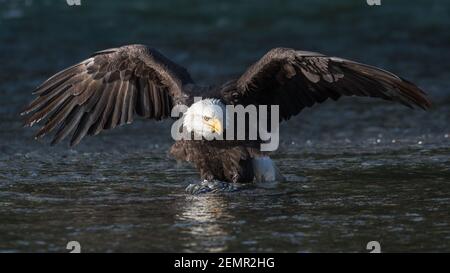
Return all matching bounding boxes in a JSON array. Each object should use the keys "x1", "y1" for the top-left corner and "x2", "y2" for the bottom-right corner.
[{"x1": 203, "y1": 116, "x2": 211, "y2": 121}]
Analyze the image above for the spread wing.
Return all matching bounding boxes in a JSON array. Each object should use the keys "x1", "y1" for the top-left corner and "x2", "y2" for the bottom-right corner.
[
  {"x1": 22, "y1": 44, "x2": 194, "y2": 146},
  {"x1": 223, "y1": 47, "x2": 431, "y2": 121}
]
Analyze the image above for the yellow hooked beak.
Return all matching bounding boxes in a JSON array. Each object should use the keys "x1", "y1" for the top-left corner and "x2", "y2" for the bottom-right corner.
[{"x1": 206, "y1": 118, "x2": 223, "y2": 134}]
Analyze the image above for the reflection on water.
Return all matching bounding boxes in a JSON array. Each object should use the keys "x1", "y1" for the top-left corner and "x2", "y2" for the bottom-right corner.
[
  {"x1": 178, "y1": 195, "x2": 233, "y2": 252},
  {"x1": 0, "y1": 140, "x2": 449, "y2": 252}
]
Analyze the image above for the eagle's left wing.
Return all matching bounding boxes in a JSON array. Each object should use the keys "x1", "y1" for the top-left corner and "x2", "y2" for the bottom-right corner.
[{"x1": 222, "y1": 48, "x2": 431, "y2": 121}]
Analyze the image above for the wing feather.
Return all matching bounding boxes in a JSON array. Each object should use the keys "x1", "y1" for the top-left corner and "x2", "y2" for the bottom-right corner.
[
  {"x1": 225, "y1": 47, "x2": 431, "y2": 121},
  {"x1": 22, "y1": 44, "x2": 194, "y2": 145}
]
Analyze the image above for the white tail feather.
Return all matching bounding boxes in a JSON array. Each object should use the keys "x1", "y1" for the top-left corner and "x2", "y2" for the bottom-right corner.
[{"x1": 252, "y1": 157, "x2": 284, "y2": 183}]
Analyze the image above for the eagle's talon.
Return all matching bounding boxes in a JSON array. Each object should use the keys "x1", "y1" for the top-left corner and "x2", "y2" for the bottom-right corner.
[{"x1": 185, "y1": 180, "x2": 240, "y2": 194}]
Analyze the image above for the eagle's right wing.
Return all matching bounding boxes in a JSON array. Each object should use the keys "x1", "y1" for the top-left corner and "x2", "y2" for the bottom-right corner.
[
  {"x1": 22, "y1": 44, "x2": 194, "y2": 146},
  {"x1": 223, "y1": 47, "x2": 431, "y2": 121}
]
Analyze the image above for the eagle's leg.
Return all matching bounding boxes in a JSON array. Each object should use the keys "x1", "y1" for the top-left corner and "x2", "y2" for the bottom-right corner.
[
  {"x1": 185, "y1": 179, "x2": 239, "y2": 194},
  {"x1": 185, "y1": 171, "x2": 242, "y2": 194}
]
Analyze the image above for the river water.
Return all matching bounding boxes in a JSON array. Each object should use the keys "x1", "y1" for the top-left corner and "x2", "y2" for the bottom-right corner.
[{"x1": 0, "y1": 0, "x2": 449, "y2": 252}]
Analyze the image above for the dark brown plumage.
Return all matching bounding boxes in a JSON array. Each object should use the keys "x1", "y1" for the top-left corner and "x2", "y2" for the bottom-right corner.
[
  {"x1": 221, "y1": 48, "x2": 431, "y2": 120},
  {"x1": 22, "y1": 45, "x2": 432, "y2": 184},
  {"x1": 22, "y1": 45, "x2": 193, "y2": 146}
]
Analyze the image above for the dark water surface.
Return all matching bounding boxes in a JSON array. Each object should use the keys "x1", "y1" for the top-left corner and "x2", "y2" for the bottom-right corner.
[{"x1": 0, "y1": 0, "x2": 449, "y2": 252}]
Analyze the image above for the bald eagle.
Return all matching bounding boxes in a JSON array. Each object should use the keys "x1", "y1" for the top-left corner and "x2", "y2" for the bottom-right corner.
[{"x1": 22, "y1": 45, "x2": 431, "y2": 192}]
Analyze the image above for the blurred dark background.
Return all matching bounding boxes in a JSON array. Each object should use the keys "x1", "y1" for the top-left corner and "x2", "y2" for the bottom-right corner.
[{"x1": 0, "y1": 0, "x2": 449, "y2": 252}]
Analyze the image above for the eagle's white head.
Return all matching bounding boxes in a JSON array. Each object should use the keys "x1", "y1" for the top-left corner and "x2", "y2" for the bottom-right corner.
[{"x1": 183, "y1": 99, "x2": 226, "y2": 139}]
